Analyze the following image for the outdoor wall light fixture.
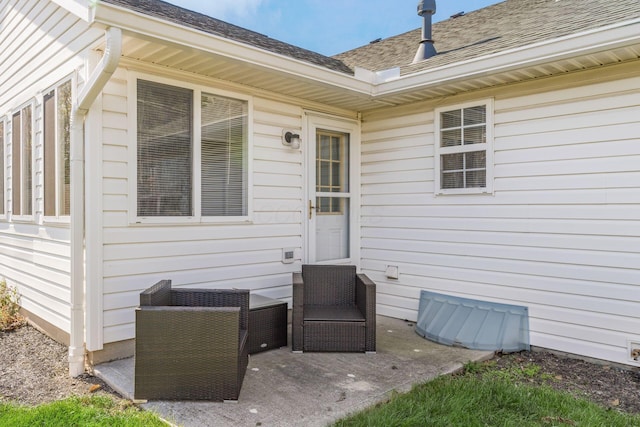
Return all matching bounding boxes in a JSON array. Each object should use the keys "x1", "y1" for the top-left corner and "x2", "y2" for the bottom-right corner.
[{"x1": 282, "y1": 130, "x2": 301, "y2": 149}]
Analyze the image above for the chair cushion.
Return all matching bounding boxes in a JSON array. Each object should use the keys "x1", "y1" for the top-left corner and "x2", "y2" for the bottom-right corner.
[{"x1": 303, "y1": 305, "x2": 365, "y2": 322}]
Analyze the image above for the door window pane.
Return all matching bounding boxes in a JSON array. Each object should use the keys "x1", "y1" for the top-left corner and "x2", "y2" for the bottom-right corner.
[
  {"x1": 316, "y1": 130, "x2": 349, "y2": 211},
  {"x1": 315, "y1": 198, "x2": 350, "y2": 262}
]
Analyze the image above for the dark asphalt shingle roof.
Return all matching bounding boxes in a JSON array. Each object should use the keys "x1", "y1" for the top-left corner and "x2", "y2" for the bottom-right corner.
[
  {"x1": 334, "y1": 0, "x2": 640, "y2": 76},
  {"x1": 101, "y1": 0, "x2": 354, "y2": 75},
  {"x1": 101, "y1": 0, "x2": 640, "y2": 79}
]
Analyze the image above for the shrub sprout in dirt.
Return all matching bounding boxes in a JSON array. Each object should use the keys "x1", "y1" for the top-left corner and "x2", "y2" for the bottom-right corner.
[{"x1": 0, "y1": 280, "x2": 26, "y2": 331}]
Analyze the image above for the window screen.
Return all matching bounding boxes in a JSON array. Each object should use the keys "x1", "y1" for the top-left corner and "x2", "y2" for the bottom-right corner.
[
  {"x1": 201, "y1": 93, "x2": 248, "y2": 216},
  {"x1": 44, "y1": 91, "x2": 56, "y2": 216},
  {"x1": 137, "y1": 80, "x2": 193, "y2": 216},
  {"x1": 22, "y1": 105, "x2": 32, "y2": 215},
  {"x1": 11, "y1": 106, "x2": 33, "y2": 216},
  {"x1": 58, "y1": 81, "x2": 71, "y2": 216},
  {"x1": 11, "y1": 112, "x2": 20, "y2": 215},
  {"x1": 439, "y1": 104, "x2": 487, "y2": 190}
]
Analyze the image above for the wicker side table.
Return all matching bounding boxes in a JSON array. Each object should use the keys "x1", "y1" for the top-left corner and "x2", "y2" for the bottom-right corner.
[{"x1": 249, "y1": 294, "x2": 288, "y2": 354}]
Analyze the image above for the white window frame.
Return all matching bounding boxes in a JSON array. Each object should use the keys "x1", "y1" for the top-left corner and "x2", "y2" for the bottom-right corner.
[
  {"x1": 434, "y1": 98, "x2": 494, "y2": 195},
  {"x1": 128, "y1": 73, "x2": 253, "y2": 225},
  {"x1": 42, "y1": 78, "x2": 73, "y2": 223},
  {"x1": 10, "y1": 101, "x2": 35, "y2": 221}
]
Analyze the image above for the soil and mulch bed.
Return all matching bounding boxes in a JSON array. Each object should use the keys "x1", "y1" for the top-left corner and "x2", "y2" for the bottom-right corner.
[
  {"x1": 1, "y1": 324, "x2": 640, "y2": 415},
  {"x1": 487, "y1": 351, "x2": 640, "y2": 415},
  {"x1": 0, "y1": 325, "x2": 117, "y2": 406}
]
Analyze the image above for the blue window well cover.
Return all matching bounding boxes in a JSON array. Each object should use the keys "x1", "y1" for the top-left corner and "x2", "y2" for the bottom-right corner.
[{"x1": 415, "y1": 290, "x2": 530, "y2": 352}]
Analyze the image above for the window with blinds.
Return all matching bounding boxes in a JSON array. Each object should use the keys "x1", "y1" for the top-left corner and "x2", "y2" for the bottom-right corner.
[
  {"x1": 43, "y1": 80, "x2": 72, "y2": 218},
  {"x1": 201, "y1": 93, "x2": 248, "y2": 216},
  {"x1": 137, "y1": 80, "x2": 193, "y2": 217},
  {"x1": 12, "y1": 105, "x2": 33, "y2": 217},
  {"x1": 435, "y1": 100, "x2": 493, "y2": 194},
  {"x1": 137, "y1": 79, "x2": 248, "y2": 218}
]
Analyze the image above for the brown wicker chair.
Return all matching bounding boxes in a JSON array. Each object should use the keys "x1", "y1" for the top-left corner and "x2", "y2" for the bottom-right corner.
[
  {"x1": 134, "y1": 280, "x2": 249, "y2": 401},
  {"x1": 292, "y1": 265, "x2": 376, "y2": 353}
]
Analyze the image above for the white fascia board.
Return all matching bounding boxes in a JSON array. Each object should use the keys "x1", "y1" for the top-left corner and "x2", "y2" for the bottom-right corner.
[
  {"x1": 92, "y1": 2, "x2": 372, "y2": 97},
  {"x1": 51, "y1": 0, "x2": 91, "y2": 21},
  {"x1": 375, "y1": 18, "x2": 640, "y2": 96}
]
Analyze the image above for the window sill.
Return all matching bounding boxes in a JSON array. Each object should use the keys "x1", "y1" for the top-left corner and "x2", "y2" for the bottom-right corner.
[
  {"x1": 435, "y1": 188, "x2": 494, "y2": 196},
  {"x1": 132, "y1": 216, "x2": 253, "y2": 226},
  {"x1": 43, "y1": 217, "x2": 71, "y2": 226},
  {"x1": 9, "y1": 215, "x2": 35, "y2": 223}
]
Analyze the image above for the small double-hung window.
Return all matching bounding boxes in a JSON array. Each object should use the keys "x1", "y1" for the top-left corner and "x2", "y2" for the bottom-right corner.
[
  {"x1": 434, "y1": 99, "x2": 493, "y2": 194},
  {"x1": 136, "y1": 79, "x2": 250, "y2": 221}
]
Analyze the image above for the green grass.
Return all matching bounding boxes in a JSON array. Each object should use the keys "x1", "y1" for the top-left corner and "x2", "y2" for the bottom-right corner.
[
  {"x1": 334, "y1": 362, "x2": 640, "y2": 427},
  {"x1": 0, "y1": 395, "x2": 167, "y2": 427}
]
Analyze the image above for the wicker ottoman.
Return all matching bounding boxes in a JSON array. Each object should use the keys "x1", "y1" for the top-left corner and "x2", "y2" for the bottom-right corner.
[{"x1": 249, "y1": 294, "x2": 288, "y2": 354}]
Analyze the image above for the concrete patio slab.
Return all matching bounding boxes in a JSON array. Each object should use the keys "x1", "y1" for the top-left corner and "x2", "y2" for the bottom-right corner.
[{"x1": 94, "y1": 316, "x2": 493, "y2": 427}]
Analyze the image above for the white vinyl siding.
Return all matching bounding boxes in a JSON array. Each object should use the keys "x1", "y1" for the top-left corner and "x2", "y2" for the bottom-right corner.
[
  {"x1": 0, "y1": 0, "x2": 101, "y2": 335},
  {"x1": 99, "y1": 72, "x2": 302, "y2": 344},
  {"x1": 361, "y1": 73, "x2": 640, "y2": 366}
]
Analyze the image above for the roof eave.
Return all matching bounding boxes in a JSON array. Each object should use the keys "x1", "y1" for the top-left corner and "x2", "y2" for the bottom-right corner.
[
  {"x1": 88, "y1": 2, "x2": 640, "y2": 111},
  {"x1": 374, "y1": 18, "x2": 640, "y2": 98},
  {"x1": 91, "y1": 2, "x2": 372, "y2": 97}
]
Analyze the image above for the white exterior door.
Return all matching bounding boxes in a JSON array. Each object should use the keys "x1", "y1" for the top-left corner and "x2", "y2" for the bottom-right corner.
[{"x1": 305, "y1": 113, "x2": 359, "y2": 264}]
